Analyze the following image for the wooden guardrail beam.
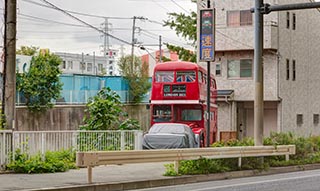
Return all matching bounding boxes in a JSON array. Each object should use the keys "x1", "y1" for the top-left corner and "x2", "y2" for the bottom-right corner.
[{"x1": 76, "y1": 145, "x2": 296, "y2": 183}]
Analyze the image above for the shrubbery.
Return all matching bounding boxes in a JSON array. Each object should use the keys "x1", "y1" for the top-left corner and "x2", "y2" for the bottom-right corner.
[
  {"x1": 6, "y1": 149, "x2": 76, "y2": 173},
  {"x1": 164, "y1": 132, "x2": 320, "y2": 176}
]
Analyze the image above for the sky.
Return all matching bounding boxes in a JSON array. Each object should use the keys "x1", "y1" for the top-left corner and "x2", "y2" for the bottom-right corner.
[{"x1": 1, "y1": 0, "x2": 197, "y2": 57}]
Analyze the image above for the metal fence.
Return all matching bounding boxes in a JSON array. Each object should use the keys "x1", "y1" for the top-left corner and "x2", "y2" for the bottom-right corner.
[
  {"x1": 16, "y1": 90, "x2": 151, "y2": 105},
  {"x1": 0, "y1": 130, "x2": 143, "y2": 169},
  {"x1": 0, "y1": 131, "x2": 12, "y2": 169}
]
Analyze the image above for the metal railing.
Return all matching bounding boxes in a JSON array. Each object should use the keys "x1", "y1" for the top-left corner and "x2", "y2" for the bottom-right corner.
[
  {"x1": 0, "y1": 131, "x2": 12, "y2": 169},
  {"x1": 16, "y1": 90, "x2": 151, "y2": 105},
  {"x1": 77, "y1": 145, "x2": 296, "y2": 183},
  {"x1": 0, "y1": 130, "x2": 143, "y2": 169}
]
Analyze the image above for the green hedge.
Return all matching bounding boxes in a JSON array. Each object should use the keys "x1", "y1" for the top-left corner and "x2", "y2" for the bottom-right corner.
[{"x1": 164, "y1": 132, "x2": 320, "y2": 176}]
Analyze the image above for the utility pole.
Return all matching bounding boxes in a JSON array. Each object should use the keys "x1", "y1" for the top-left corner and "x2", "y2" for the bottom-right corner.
[
  {"x1": 131, "y1": 16, "x2": 137, "y2": 73},
  {"x1": 159, "y1": 35, "x2": 162, "y2": 63},
  {"x1": 253, "y1": 0, "x2": 264, "y2": 146},
  {"x1": 251, "y1": 1, "x2": 320, "y2": 146},
  {"x1": 197, "y1": 0, "x2": 215, "y2": 147},
  {"x1": 4, "y1": 0, "x2": 17, "y2": 130}
]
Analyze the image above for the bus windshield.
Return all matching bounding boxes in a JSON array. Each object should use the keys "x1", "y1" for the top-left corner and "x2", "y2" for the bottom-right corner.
[
  {"x1": 153, "y1": 105, "x2": 172, "y2": 122},
  {"x1": 181, "y1": 109, "x2": 202, "y2": 121}
]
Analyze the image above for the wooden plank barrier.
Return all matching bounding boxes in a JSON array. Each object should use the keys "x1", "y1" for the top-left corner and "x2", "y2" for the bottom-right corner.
[{"x1": 76, "y1": 145, "x2": 296, "y2": 183}]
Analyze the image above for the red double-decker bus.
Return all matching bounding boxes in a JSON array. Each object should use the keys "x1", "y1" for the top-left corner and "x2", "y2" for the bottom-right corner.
[{"x1": 149, "y1": 61, "x2": 218, "y2": 147}]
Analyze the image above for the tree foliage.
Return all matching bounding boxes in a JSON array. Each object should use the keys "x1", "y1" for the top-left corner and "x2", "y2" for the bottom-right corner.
[
  {"x1": 164, "y1": 11, "x2": 197, "y2": 62},
  {"x1": 82, "y1": 87, "x2": 141, "y2": 130},
  {"x1": 16, "y1": 51, "x2": 63, "y2": 112},
  {"x1": 82, "y1": 87, "x2": 123, "y2": 130},
  {"x1": 16, "y1": 46, "x2": 39, "y2": 56},
  {"x1": 118, "y1": 55, "x2": 151, "y2": 103}
]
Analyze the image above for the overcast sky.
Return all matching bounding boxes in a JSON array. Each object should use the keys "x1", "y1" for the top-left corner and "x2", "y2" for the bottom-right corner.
[{"x1": 0, "y1": 0, "x2": 196, "y2": 56}]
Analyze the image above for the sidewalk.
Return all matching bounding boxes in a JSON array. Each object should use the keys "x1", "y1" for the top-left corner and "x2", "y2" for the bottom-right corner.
[
  {"x1": 1, "y1": 162, "x2": 320, "y2": 191},
  {"x1": 0, "y1": 162, "x2": 171, "y2": 191}
]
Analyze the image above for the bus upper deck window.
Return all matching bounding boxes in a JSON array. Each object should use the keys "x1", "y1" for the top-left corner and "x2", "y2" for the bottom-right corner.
[
  {"x1": 176, "y1": 71, "x2": 196, "y2": 82},
  {"x1": 155, "y1": 71, "x2": 174, "y2": 82}
]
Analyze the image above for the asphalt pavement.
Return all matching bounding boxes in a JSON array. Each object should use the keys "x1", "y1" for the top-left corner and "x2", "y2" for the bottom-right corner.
[{"x1": 1, "y1": 162, "x2": 320, "y2": 191}]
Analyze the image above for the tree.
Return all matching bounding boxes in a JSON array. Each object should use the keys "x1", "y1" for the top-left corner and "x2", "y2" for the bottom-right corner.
[
  {"x1": 82, "y1": 87, "x2": 123, "y2": 130},
  {"x1": 16, "y1": 51, "x2": 63, "y2": 112},
  {"x1": 164, "y1": 11, "x2": 197, "y2": 62},
  {"x1": 118, "y1": 55, "x2": 151, "y2": 103},
  {"x1": 16, "y1": 46, "x2": 39, "y2": 56}
]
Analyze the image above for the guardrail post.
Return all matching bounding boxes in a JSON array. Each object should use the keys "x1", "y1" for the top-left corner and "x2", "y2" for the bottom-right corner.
[
  {"x1": 174, "y1": 160, "x2": 180, "y2": 173},
  {"x1": 88, "y1": 166, "x2": 93, "y2": 183},
  {"x1": 285, "y1": 154, "x2": 289, "y2": 161},
  {"x1": 238, "y1": 157, "x2": 242, "y2": 168}
]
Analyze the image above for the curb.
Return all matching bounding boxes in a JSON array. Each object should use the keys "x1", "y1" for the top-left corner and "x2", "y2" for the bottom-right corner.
[{"x1": 26, "y1": 163, "x2": 320, "y2": 191}]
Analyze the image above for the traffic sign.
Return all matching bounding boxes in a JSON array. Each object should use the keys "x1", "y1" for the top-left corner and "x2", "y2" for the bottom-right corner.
[{"x1": 199, "y1": 9, "x2": 215, "y2": 62}]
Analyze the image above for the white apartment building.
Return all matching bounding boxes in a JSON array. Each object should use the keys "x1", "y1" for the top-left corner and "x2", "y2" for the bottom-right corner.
[
  {"x1": 55, "y1": 50, "x2": 120, "y2": 76},
  {"x1": 205, "y1": 0, "x2": 320, "y2": 141}
]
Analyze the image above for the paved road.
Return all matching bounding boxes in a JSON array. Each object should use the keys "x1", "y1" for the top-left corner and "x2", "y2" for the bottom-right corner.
[{"x1": 134, "y1": 169, "x2": 320, "y2": 191}]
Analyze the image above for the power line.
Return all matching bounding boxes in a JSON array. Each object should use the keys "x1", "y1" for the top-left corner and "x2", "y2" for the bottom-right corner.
[
  {"x1": 39, "y1": 0, "x2": 133, "y2": 46},
  {"x1": 18, "y1": 13, "x2": 90, "y2": 28},
  {"x1": 22, "y1": 0, "x2": 132, "y2": 19},
  {"x1": 170, "y1": 0, "x2": 190, "y2": 14},
  {"x1": 216, "y1": 30, "x2": 252, "y2": 49},
  {"x1": 151, "y1": 0, "x2": 171, "y2": 12}
]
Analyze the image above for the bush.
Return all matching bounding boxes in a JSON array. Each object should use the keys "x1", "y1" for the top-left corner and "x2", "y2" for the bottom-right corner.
[
  {"x1": 164, "y1": 132, "x2": 320, "y2": 176},
  {"x1": 6, "y1": 149, "x2": 76, "y2": 173}
]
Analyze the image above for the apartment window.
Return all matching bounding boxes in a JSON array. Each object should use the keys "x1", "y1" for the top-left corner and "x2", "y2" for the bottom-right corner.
[
  {"x1": 87, "y1": 63, "x2": 92, "y2": 72},
  {"x1": 286, "y1": 12, "x2": 290, "y2": 29},
  {"x1": 67, "y1": 61, "x2": 73, "y2": 69},
  {"x1": 314, "y1": 114, "x2": 319, "y2": 125},
  {"x1": 62, "y1": 60, "x2": 66, "y2": 69},
  {"x1": 297, "y1": 114, "x2": 303, "y2": 125},
  {"x1": 80, "y1": 62, "x2": 86, "y2": 70},
  {"x1": 215, "y1": 63, "x2": 221, "y2": 76},
  {"x1": 227, "y1": 10, "x2": 252, "y2": 27},
  {"x1": 292, "y1": 13, "x2": 296, "y2": 30},
  {"x1": 292, "y1": 60, "x2": 296, "y2": 81},
  {"x1": 227, "y1": 59, "x2": 252, "y2": 78},
  {"x1": 286, "y1": 59, "x2": 290, "y2": 80},
  {"x1": 98, "y1": 63, "x2": 103, "y2": 71},
  {"x1": 240, "y1": 10, "x2": 252, "y2": 25}
]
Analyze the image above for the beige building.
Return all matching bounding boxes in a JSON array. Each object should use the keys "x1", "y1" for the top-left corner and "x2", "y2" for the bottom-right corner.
[{"x1": 205, "y1": 0, "x2": 320, "y2": 141}]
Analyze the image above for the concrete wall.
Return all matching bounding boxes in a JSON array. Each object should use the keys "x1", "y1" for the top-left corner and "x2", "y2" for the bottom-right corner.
[
  {"x1": 15, "y1": 104, "x2": 151, "y2": 132},
  {"x1": 214, "y1": 51, "x2": 278, "y2": 101},
  {"x1": 278, "y1": 0, "x2": 320, "y2": 136},
  {"x1": 213, "y1": 0, "x2": 278, "y2": 51}
]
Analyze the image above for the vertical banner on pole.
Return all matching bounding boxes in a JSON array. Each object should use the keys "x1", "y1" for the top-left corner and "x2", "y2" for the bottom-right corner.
[{"x1": 199, "y1": 8, "x2": 215, "y2": 62}]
